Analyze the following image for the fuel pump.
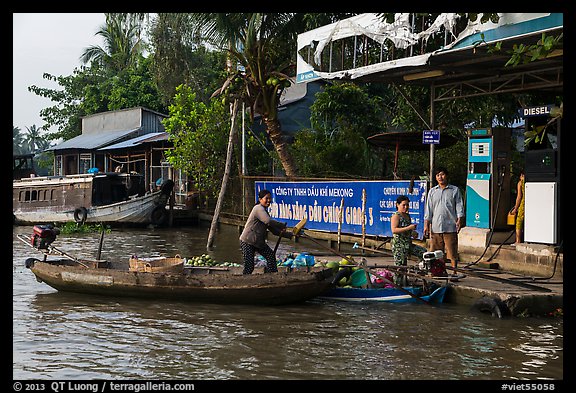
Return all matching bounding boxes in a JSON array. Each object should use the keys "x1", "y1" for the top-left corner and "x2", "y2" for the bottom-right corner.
[
  {"x1": 465, "y1": 128, "x2": 511, "y2": 230},
  {"x1": 523, "y1": 105, "x2": 561, "y2": 245}
]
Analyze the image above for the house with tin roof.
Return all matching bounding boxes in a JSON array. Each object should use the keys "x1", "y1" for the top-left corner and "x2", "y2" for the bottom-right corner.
[{"x1": 47, "y1": 106, "x2": 186, "y2": 199}]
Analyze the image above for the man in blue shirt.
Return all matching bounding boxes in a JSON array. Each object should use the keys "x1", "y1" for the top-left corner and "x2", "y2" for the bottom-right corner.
[{"x1": 424, "y1": 167, "x2": 465, "y2": 275}]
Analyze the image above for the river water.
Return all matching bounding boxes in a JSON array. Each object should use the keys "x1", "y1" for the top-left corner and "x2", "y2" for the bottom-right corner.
[{"x1": 12, "y1": 224, "x2": 564, "y2": 382}]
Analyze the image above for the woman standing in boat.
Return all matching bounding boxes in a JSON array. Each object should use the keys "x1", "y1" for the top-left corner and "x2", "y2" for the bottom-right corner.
[
  {"x1": 391, "y1": 195, "x2": 426, "y2": 284},
  {"x1": 240, "y1": 189, "x2": 290, "y2": 274}
]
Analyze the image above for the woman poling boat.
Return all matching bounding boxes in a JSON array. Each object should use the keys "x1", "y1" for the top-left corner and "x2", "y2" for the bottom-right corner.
[{"x1": 18, "y1": 225, "x2": 336, "y2": 306}]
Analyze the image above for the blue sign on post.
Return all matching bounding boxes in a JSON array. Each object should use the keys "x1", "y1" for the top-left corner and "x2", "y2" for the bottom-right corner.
[
  {"x1": 422, "y1": 130, "x2": 440, "y2": 144},
  {"x1": 254, "y1": 180, "x2": 427, "y2": 239}
]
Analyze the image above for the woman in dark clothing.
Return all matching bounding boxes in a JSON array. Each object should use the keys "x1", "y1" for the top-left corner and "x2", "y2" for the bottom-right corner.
[{"x1": 239, "y1": 189, "x2": 290, "y2": 274}]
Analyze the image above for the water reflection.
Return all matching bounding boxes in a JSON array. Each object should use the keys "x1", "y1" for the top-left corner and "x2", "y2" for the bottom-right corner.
[{"x1": 13, "y1": 225, "x2": 563, "y2": 380}]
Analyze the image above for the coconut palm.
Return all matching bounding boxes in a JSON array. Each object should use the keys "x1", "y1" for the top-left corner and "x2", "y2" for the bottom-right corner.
[
  {"x1": 190, "y1": 13, "x2": 301, "y2": 176},
  {"x1": 13, "y1": 126, "x2": 26, "y2": 154},
  {"x1": 80, "y1": 13, "x2": 146, "y2": 72},
  {"x1": 23, "y1": 125, "x2": 51, "y2": 153}
]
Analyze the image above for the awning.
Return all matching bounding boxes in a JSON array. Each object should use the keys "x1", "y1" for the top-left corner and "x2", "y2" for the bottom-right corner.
[
  {"x1": 47, "y1": 128, "x2": 140, "y2": 151},
  {"x1": 98, "y1": 132, "x2": 168, "y2": 150},
  {"x1": 296, "y1": 13, "x2": 563, "y2": 94}
]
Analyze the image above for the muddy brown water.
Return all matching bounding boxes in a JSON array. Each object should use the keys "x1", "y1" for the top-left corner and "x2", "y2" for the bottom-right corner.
[{"x1": 12, "y1": 224, "x2": 563, "y2": 381}]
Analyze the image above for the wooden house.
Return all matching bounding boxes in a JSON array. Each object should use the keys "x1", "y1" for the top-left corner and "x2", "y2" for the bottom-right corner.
[{"x1": 47, "y1": 107, "x2": 189, "y2": 203}]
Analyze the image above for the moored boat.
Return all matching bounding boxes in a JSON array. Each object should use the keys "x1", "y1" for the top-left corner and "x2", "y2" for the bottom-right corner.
[
  {"x1": 318, "y1": 285, "x2": 446, "y2": 303},
  {"x1": 13, "y1": 172, "x2": 173, "y2": 226},
  {"x1": 316, "y1": 264, "x2": 447, "y2": 304}
]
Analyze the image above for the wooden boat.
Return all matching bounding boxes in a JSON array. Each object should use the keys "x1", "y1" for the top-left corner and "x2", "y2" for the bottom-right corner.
[
  {"x1": 318, "y1": 285, "x2": 447, "y2": 304},
  {"x1": 13, "y1": 172, "x2": 173, "y2": 226},
  {"x1": 316, "y1": 266, "x2": 447, "y2": 304},
  {"x1": 24, "y1": 257, "x2": 336, "y2": 306}
]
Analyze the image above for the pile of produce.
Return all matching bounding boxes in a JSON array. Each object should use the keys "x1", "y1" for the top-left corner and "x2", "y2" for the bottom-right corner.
[{"x1": 183, "y1": 254, "x2": 241, "y2": 268}]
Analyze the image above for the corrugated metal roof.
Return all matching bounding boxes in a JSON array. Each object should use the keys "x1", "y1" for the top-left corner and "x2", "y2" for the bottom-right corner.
[
  {"x1": 98, "y1": 132, "x2": 168, "y2": 150},
  {"x1": 47, "y1": 128, "x2": 140, "y2": 151}
]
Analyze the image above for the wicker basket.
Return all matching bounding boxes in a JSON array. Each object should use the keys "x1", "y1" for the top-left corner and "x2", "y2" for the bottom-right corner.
[{"x1": 129, "y1": 255, "x2": 184, "y2": 273}]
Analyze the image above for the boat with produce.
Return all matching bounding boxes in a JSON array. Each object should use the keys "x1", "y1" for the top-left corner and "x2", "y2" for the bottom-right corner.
[
  {"x1": 314, "y1": 258, "x2": 448, "y2": 305},
  {"x1": 19, "y1": 226, "x2": 336, "y2": 306},
  {"x1": 283, "y1": 220, "x2": 450, "y2": 305},
  {"x1": 13, "y1": 172, "x2": 174, "y2": 226}
]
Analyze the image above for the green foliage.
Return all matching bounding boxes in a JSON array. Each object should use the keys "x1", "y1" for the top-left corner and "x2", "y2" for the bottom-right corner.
[
  {"x1": 57, "y1": 222, "x2": 111, "y2": 234},
  {"x1": 291, "y1": 128, "x2": 383, "y2": 178},
  {"x1": 149, "y1": 14, "x2": 228, "y2": 105},
  {"x1": 292, "y1": 82, "x2": 387, "y2": 177},
  {"x1": 188, "y1": 13, "x2": 303, "y2": 176},
  {"x1": 162, "y1": 84, "x2": 230, "y2": 198},
  {"x1": 483, "y1": 31, "x2": 562, "y2": 67},
  {"x1": 13, "y1": 126, "x2": 26, "y2": 155},
  {"x1": 106, "y1": 57, "x2": 166, "y2": 111},
  {"x1": 29, "y1": 59, "x2": 166, "y2": 143},
  {"x1": 310, "y1": 82, "x2": 388, "y2": 138},
  {"x1": 505, "y1": 33, "x2": 562, "y2": 67},
  {"x1": 28, "y1": 66, "x2": 106, "y2": 142}
]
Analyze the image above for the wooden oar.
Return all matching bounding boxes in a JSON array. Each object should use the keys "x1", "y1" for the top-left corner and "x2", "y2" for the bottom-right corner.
[{"x1": 295, "y1": 229, "x2": 431, "y2": 305}]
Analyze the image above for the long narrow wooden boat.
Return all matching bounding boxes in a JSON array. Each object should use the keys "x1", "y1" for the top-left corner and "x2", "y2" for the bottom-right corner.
[
  {"x1": 13, "y1": 172, "x2": 173, "y2": 226},
  {"x1": 318, "y1": 285, "x2": 447, "y2": 304},
  {"x1": 25, "y1": 258, "x2": 336, "y2": 306}
]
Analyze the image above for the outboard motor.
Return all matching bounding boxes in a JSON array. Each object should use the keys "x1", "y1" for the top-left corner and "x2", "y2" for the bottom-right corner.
[
  {"x1": 31, "y1": 224, "x2": 60, "y2": 249},
  {"x1": 420, "y1": 250, "x2": 448, "y2": 277}
]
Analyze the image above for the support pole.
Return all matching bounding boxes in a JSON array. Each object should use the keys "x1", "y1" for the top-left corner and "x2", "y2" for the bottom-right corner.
[
  {"x1": 207, "y1": 99, "x2": 239, "y2": 249},
  {"x1": 361, "y1": 189, "x2": 367, "y2": 248},
  {"x1": 429, "y1": 83, "x2": 436, "y2": 186},
  {"x1": 337, "y1": 197, "x2": 344, "y2": 251}
]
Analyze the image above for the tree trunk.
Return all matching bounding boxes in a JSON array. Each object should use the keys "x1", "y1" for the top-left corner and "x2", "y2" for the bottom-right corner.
[
  {"x1": 263, "y1": 116, "x2": 297, "y2": 177},
  {"x1": 207, "y1": 99, "x2": 239, "y2": 249}
]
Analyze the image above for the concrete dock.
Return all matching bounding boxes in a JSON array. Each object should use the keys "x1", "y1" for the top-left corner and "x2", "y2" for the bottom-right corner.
[{"x1": 295, "y1": 230, "x2": 563, "y2": 318}]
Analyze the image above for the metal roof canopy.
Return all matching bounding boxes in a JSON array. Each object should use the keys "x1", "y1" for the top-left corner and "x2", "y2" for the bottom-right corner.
[
  {"x1": 47, "y1": 128, "x2": 141, "y2": 151},
  {"x1": 98, "y1": 132, "x2": 167, "y2": 150},
  {"x1": 358, "y1": 31, "x2": 563, "y2": 102},
  {"x1": 299, "y1": 13, "x2": 563, "y2": 101}
]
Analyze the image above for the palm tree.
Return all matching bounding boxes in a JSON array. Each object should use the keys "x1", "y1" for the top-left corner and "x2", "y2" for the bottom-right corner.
[
  {"x1": 190, "y1": 13, "x2": 301, "y2": 177},
  {"x1": 13, "y1": 126, "x2": 26, "y2": 154},
  {"x1": 80, "y1": 13, "x2": 146, "y2": 72},
  {"x1": 23, "y1": 125, "x2": 50, "y2": 153}
]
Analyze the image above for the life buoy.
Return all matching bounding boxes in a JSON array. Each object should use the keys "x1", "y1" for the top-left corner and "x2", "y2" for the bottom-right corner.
[
  {"x1": 472, "y1": 297, "x2": 511, "y2": 318},
  {"x1": 150, "y1": 205, "x2": 167, "y2": 225},
  {"x1": 73, "y1": 207, "x2": 88, "y2": 224}
]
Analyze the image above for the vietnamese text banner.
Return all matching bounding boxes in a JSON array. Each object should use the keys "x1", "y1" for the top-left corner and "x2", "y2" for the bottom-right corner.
[{"x1": 254, "y1": 180, "x2": 427, "y2": 238}]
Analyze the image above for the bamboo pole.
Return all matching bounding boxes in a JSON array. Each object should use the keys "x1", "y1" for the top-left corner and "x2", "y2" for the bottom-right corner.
[
  {"x1": 361, "y1": 189, "x2": 366, "y2": 248},
  {"x1": 337, "y1": 197, "x2": 344, "y2": 251},
  {"x1": 207, "y1": 99, "x2": 239, "y2": 249}
]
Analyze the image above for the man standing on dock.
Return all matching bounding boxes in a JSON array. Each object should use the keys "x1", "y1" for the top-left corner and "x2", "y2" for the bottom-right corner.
[{"x1": 424, "y1": 167, "x2": 465, "y2": 275}]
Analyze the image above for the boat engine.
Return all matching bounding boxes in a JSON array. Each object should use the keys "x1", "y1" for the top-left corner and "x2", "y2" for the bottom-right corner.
[
  {"x1": 31, "y1": 224, "x2": 60, "y2": 249},
  {"x1": 420, "y1": 250, "x2": 448, "y2": 277}
]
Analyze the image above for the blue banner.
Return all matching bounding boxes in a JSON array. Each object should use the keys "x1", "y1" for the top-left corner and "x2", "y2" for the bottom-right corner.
[{"x1": 254, "y1": 180, "x2": 427, "y2": 239}]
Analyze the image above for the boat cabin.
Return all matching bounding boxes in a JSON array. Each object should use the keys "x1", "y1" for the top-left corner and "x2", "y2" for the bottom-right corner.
[{"x1": 13, "y1": 154, "x2": 36, "y2": 180}]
